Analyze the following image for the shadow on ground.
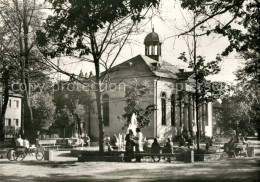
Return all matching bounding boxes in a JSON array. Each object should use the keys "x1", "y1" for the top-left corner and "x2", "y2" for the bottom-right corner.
[{"x1": 0, "y1": 158, "x2": 260, "y2": 182}]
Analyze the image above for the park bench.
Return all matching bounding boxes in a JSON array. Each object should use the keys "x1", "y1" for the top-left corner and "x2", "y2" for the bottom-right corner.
[
  {"x1": 133, "y1": 152, "x2": 176, "y2": 162},
  {"x1": 37, "y1": 139, "x2": 59, "y2": 150}
]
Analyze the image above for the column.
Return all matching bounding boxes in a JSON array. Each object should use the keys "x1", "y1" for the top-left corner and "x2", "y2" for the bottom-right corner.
[
  {"x1": 199, "y1": 104, "x2": 203, "y2": 137},
  {"x1": 201, "y1": 103, "x2": 205, "y2": 137},
  {"x1": 188, "y1": 94, "x2": 193, "y2": 136},
  {"x1": 177, "y1": 92, "x2": 183, "y2": 135},
  {"x1": 183, "y1": 93, "x2": 188, "y2": 132}
]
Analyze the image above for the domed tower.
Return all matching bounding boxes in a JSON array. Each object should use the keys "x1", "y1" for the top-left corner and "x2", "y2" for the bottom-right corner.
[{"x1": 144, "y1": 28, "x2": 162, "y2": 62}]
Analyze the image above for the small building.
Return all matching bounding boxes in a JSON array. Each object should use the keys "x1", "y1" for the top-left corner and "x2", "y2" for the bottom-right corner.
[
  {"x1": 0, "y1": 87, "x2": 22, "y2": 138},
  {"x1": 84, "y1": 30, "x2": 213, "y2": 140}
]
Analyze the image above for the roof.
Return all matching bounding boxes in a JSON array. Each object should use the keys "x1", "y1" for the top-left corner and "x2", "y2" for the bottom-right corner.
[
  {"x1": 144, "y1": 30, "x2": 162, "y2": 44},
  {"x1": 104, "y1": 54, "x2": 193, "y2": 80}
]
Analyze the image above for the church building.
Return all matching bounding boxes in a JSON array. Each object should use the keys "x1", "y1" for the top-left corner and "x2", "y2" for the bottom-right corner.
[{"x1": 85, "y1": 29, "x2": 213, "y2": 140}]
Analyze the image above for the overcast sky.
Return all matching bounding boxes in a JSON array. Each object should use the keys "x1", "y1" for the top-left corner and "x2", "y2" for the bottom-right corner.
[{"x1": 53, "y1": 0, "x2": 244, "y2": 83}]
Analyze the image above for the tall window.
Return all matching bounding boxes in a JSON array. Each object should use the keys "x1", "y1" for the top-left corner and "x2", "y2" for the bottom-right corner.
[
  {"x1": 14, "y1": 119, "x2": 19, "y2": 126},
  {"x1": 5, "y1": 118, "x2": 11, "y2": 126},
  {"x1": 149, "y1": 46, "x2": 152, "y2": 55},
  {"x1": 14, "y1": 100, "x2": 19, "y2": 108},
  {"x1": 171, "y1": 94, "x2": 176, "y2": 126},
  {"x1": 8, "y1": 99, "x2": 11, "y2": 108},
  {"x1": 161, "y1": 92, "x2": 166, "y2": 125},
  {"x1": 102, "y1": 94, "x2": 109, "y2": 126}
]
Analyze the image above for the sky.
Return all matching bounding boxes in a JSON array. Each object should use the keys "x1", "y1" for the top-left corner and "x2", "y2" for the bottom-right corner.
[{"x1": 52, "y1": 0, "x2": 244, "y2": 83}]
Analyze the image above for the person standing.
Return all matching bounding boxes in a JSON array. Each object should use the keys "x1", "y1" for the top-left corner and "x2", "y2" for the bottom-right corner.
[
  {"x1": 124, "y1": 129, "x2": 135, "y2": 162},
  {"x1": 134, "y1": 128, "x2": 143, "y2": 162}
]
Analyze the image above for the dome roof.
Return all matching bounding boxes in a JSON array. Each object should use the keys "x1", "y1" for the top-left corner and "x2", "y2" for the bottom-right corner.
[{"x1": 144, "y1": 28, "x2": 162, "y2": 44}]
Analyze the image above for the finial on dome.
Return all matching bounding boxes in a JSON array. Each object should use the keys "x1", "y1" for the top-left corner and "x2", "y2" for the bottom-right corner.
[{"x1": 152, "y1": 25, "x2": 154, "y2": 32}]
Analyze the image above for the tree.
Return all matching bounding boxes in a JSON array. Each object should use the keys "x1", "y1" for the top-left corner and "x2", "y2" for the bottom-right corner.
[
  {"x1": 53, "y1": 106, "x2": 74, "y2": 138},
  {"x1": 179, "y1": 0, "x2": 260, "y2": 139},
  {"x1": 179, "y1": 0, "x2": 259, "y2": 83},
  {"x1": 31, "y1": 93, "x2": 56, "y2": 133},
  {"x1": 52, "y1": 81, "x2": 90, "y2": 137},
  {"x1": 217, "y1": 89, "x2": 259, "y2": 137},
  {"x1": 122, "y1": 79, "x2": 156, "y2": 129},
  {"x1": 0, "y1": 0, "x2": 48, "y2": 141},
  {"x1": 176, "y1": 6, "x2": 222, "y2": 150},
  {"x1": 37, "y1": 0, "x2": 160, "y2": 153},
  {"x1": 0, "y1": 26, "x2": 22, "y2": 141}
]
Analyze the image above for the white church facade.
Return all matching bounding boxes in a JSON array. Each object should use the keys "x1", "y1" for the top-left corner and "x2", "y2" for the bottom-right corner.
[{"x1": 84, "y1": 30, "x2": 213, "y2": 140}]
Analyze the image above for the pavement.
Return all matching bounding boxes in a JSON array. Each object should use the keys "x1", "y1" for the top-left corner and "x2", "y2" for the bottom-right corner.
[{"x1": 0, "y1": 150, "x2": 260, "y2": 182}]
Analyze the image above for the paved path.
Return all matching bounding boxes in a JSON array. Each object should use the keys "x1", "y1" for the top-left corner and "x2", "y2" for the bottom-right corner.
[{"x1": 0, "y1": 151, "x2": 260, "y2": 182}]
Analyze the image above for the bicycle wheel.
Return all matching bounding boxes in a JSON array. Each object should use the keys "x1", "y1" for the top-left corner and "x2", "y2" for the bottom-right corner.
[
  {"x1": 36, "y1": 151, "x2": 44, "y2": 160},
  {"x1": 7, "y1": 149, "x2": 16, "y2": 161},
  {"x1": 14, "y1": 149, "x2": 26, "y2": 161}
]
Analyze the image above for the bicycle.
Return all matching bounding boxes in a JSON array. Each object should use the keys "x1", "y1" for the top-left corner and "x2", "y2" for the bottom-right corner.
[
  {"x1": 24, "y1": 146, "x2": 45, "y2": 161},
  {"x1": 7, "y1": 147, "x2": 26, "y2": 161},
  {"x1": 7, "y1": 146, "x2": 44, "y2": 161}
]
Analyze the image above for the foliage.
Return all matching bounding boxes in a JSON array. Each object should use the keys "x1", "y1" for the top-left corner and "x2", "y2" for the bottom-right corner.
[
  {"x1": 0, "y1": 0, "x2": 50, "y2": 140},
  {"x1": 52, "y1": 106, "x2": 74, "y2": 138},
  {"x1": 217, "y1": 89, "x2": 260, "y2": 136},
  {"x1": 31, "y1": 93, "x2": 56, "y2": 132},
  {"x1": 179, "y1": 0, "x2": 260, "y2": 137},
  {"x1": 122, "y1": 79, "x2": 156, "y2": 128},
  {"x1": 5, "y1": 126, "x2": 16, "y2": 137},
  {"x1": 178, "y1": 39, "x2": 223, "y2": 104},
  {"x1": 180, "y1": 0, "x2": 260, "y2": 84},
  {"x1": 52, "y1": 82, "x2": 90, "y2": 136}
]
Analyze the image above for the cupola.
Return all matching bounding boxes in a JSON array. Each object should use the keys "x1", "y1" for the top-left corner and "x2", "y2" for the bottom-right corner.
[{"x1": 144, "y1": 28, "x2": 162, "y2": 61}]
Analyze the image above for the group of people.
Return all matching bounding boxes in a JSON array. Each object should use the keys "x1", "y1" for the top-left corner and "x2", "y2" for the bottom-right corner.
[
  {"x1": 13, "y1": 135, "x2": 30, "y2": 149},
  {"x1": 124, "y1": 128, "x2": 143, "y2": 162},
  {"x1": 124, "y1": 128, "x2": 174, "y2": 162},
  {"x1": 151, "y1": 138, "x2": 173, "y2": 154},
  {"x1": 74, "y1": 134, "x2": 91, "y2": 147},
  {"x1": 224, "y1": 133, "x2": 247, "y2": 157},
  {"x1": 179, "y1": 133, "x2": 194, "y2": 147}
]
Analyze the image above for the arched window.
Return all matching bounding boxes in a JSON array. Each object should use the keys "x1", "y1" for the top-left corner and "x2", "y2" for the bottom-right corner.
[
  {"x1": 145, "y1": 46, "x2": 149, "y2": 55},
  {"x1": 171, "y1": 94, "x2": 176, "y2": 126},
  {"x1": 102, "y1": 94, "x2": 109, "y2": 126},
  {"x1": 149, "y1": 46, "x2": 152, "y2": 55},
  {"x1": 154, "y1": 45, "x2": 158, "y2": 55},
  {"x1": 158, "y1": 45, "x2": 161, "y2": 55},
  {"x1": 161, "y1": 92, "x2": 166, "y2": 125}
]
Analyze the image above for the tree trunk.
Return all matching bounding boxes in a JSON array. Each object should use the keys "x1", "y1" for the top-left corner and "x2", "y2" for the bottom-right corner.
[
  {"x1": 22, "y1": 0, "x2": 34, "y2": 141},
  {"x1": 94, "y1": 60, "x2": 104, "y2": 154},
  {"x1": 0, "y1": 69, "x2": 10, "y2": 141},
  {"x1": 193, "y1": 13, "x2": 200, "y2": 151}
]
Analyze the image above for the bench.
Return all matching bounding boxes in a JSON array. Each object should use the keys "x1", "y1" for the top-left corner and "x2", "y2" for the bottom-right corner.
[
  {"x1": 133, "y1": 152, "x2": 176, "y2": 162},
  {"x1": 37, "y1": 140, "x2": 59, "y2": 150}
]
